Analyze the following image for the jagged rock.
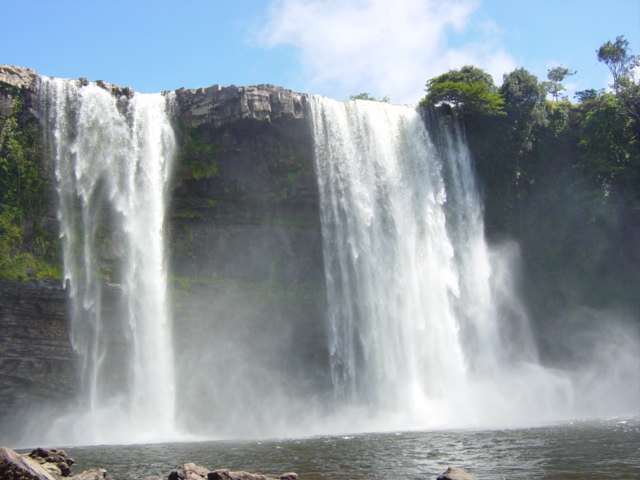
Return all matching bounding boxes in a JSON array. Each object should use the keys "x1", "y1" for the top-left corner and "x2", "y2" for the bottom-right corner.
[
  {"x1": 207, "y1": 470, "x2": 297, "y2": 480},
  {"x1": 436, "y1": 466, "x2": 478, "y2": 480},
  {"x1": 68, "y1": 469, "x2": 110, "y2": 480},
  {"x1": 0, "y1": 446, "x2": 58, "y2": 480},
  {"x1": 0, "y1": 65, "x2": 39, "y2": 90},
  {"x1": 168, "y1": 465, "x2": 298, "y2": 480},
  {"x1": 169, "y1": 463, "x2": 211, "y2": 480},
  {"x1": 29, "y1": 447, "x2": 74, "y2": 477},
  {"x1": 174, "y1": 83, "x2": 305, "y2": 129}
]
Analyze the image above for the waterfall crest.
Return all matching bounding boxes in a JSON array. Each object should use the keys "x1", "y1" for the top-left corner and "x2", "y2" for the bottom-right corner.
[{"x1": 40, "y1": 78, "x2": 177, "y2": 444}]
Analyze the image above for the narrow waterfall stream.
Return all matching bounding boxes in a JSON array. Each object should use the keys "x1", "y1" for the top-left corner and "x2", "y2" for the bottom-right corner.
[{"x1": 41, "y1": 78, "x2": 177, "y2": 444}]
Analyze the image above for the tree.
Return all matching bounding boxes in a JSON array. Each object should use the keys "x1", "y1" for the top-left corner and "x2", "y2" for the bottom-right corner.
[
  {"x1": 578, "y1": 93, "x2": 640, "y2": 202},
  {"x1": 421, "y1": 65, "x2": 505, "y2": 117},
  {"x1": 574, "y1": 89, "x2": 600, "y2": 103},
  {"x1": 500, "y1": 68, "x2": 546, "y2": 113},
  {"x1": 499, "y1": 68, "x2": 547, "y2": 151},
  {"x1": 597, "y1": 36, "x2": 640, "y2": 136},
  {"x1": 597, "y1": 35, "x2": 639, "y2": 92},
  {"x1": 541, "y1": 65, "x2": 576, "y2": 101},
  {"x1": 349, "y1": 92, "x2": 390, "y2": 102}
]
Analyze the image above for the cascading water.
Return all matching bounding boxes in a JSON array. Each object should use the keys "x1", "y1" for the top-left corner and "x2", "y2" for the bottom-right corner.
[
  {"x1": 40, "y1": 78, "x2": 177, "y2": 445},
  {"x1": 308, "y1": 96, "x2": 573, "y2": 430},
  {"x1": 10, "y1": 82, "x2": 634, "y2": 447}
]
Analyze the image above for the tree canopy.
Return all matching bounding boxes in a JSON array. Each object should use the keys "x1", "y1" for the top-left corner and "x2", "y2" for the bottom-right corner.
[
  {"x1": 349, "y1": 92, "x2": 390, "y2": 102},
  {"x1": 420, "y1": 65, "x2": 504, "y2": 117},
  {"x1": 597, "y1": 35, "x2": 639, "y2": 92},
  {"x1": 541, "y1": 65, "x2": 576, "y2": 101}
]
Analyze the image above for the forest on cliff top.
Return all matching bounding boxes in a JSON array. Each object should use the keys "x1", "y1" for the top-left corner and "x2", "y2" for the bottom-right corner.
[{"x1": 419, "y1": 36, "x2": 639, "y2": 352}]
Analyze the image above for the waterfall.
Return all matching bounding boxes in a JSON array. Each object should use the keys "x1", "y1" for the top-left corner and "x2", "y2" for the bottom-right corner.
[
  {"x1": 19, "y1": 83, "x2": 627, "y2": 447},
  {"x1": 308, "y1": 96, "x2": 570, "y2": 429},
  {"x1": 40, "y1": 78, "x2": 177, "y2": 444}
]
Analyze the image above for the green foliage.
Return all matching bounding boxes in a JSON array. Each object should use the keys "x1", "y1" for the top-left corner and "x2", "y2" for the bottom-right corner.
[
  {"x1": 177, "y1": 124, "x2": 220, "y2": 180},
  {"x1": 499, "y1": 68, "x2": 547, "y2": 154},
  {"x1": 433, "y1": 37, "x2": 640, "y2": 317},
  {"x1": 574, "y1": 89, "x2": 600, "y2": 102},
  {"x1": 0, "y1": 97, "x2": 45, "y2": 213},
  {"x1": 0, "y1": 83, "x2": 60, "y2": 280},
  {"x1": 596, "y1": 36, "x2": 640, "y2": 136},
  {"x1": 0, "y1": 205, "x2": 61, "y2": 280},
  {"x1": 541, "y1": 65, "x2": 576, "y2": 101},
  {"x1": 500, "y1": 68, "x2": 546, "y2": 115},
  {"x1": 421, "y1": 65, "x2": 505, "y2": 117},
  {"x1": 543, "y1": 100, "x2": 571, "y2": 137},
  {"x1": 578, "y1": 92, "x2": 639, "y2": 196},
  {"x1": 597, "y1": 35, "x2": 639, "y2": 92},
  {"x1": 349, "y1": 92, "x2": 390, "y2": 102}
]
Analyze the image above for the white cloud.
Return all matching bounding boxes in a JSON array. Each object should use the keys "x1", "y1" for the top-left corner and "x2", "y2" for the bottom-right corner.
[{"x1": 258, "y1": 0, "x2": 516, "y2": 103}]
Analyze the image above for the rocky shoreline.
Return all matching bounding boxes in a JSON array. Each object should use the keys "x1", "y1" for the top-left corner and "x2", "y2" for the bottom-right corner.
[
  {"x1": 0, "y1": 446, "x2": 478, "y2": 480},
  {"x1": 0, "y1": 447, "x2": 298, "y2": 480}
]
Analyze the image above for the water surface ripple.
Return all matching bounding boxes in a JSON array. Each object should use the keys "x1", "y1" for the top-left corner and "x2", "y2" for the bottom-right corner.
[{"x1": 53, "y1": 417, "x2": 639, "y2": 479}]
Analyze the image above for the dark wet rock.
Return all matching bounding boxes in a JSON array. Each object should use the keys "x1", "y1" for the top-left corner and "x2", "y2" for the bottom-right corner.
[
  {"x1": 436, "y1": 466, "x2": 478, "y2": 480},
  {"x1": 28, "y1": 447, "x2": 74, "y2": 477},
  {"x1": 0, "y1": 281, "x2": 73, "y2": 419},
  {"x1": 0, "y1": 446, "x2": 58, "y2": 480}
]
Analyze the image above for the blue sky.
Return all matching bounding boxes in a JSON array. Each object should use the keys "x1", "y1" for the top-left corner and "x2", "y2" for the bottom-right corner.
[{"x1": 1, "y1": 0, "x2": 638, "y2": 103}]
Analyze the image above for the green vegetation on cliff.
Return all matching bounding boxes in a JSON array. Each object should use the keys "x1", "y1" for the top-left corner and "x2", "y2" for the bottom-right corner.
[
  {"x1": 421, "y1": 36, "x2": 640, "y2": 329},
  {"x1": 0, "y1": 83, "x2": 60, "y2": 281},
  {"x1": 177, "y1": 123, "x2": 221, "y2": 181}
]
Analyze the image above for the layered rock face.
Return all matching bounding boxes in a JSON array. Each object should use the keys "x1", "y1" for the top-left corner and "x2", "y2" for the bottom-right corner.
[
  {"x1": 0, "y1": 281, "x2": 72, "y2": 414},
  {"x1": 0, "y1": 66, "x2": 329, "y2": 434}
]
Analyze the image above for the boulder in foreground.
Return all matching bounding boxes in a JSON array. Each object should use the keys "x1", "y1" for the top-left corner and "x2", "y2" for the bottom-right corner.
[
  {"x1": 169, "y1": 463, "x2": 298, "y2": 480},
  {"x1": 437, "y1": 466, "x2": 478, "y2": 480},
  {"x1": 28, "y1": 447, "x2": 75, "y2": 477},
  {"x1": 208, "y1": 470, "x2": 298, "y2": 480},
  {"x1": 0, "y1": 446, "x2": 58, "y2": 480}
]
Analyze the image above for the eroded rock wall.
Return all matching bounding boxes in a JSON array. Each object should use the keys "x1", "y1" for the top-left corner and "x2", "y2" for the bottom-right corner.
[
  {"x1": 0, "y1": 281, "x2": 72, "y2": 412},
  {"x1": 169, "y1": 83, "x2": 329, "y2": 433}
]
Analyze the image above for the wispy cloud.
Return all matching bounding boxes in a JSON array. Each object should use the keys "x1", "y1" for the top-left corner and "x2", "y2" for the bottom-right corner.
[{"x1": 258, "y1": 0, "x2": 516, "y2": 103}]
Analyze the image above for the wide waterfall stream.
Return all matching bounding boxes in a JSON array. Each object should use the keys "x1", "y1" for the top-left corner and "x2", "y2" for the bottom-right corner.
[
  {"x1": 9, "y1": 84, "x2": 638, "y2": 477},
  {"x1": 308, "y1": 96, "x2": 579, "y2": 430}
]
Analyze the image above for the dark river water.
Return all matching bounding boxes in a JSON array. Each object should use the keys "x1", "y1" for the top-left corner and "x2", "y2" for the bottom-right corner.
[{"x1": 41, "y1": 417, "x2": 639, "y2": 479}]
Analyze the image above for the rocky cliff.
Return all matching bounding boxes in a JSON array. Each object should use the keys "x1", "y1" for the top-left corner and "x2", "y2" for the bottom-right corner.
[
  {"x1": 168, "y1": 80, "x2": 329, "y2": 432},
  {"x1": 0, "y1": 65, "x2": 329, "y2": 434},
  {"x1": 0, "y1": 281, "x2": 72, "y2": 412}
]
